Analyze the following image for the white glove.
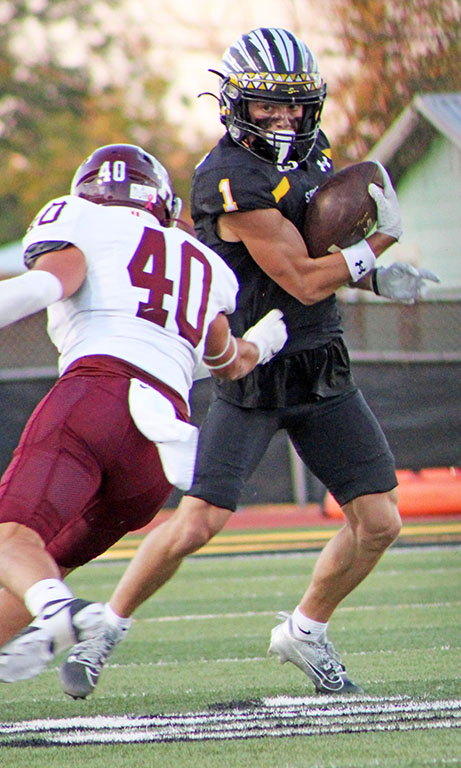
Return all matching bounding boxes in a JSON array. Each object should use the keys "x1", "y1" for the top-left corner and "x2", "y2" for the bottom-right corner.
[
  {"x1": 368, "y1": 161, "x2": 403, "y2": 240},
  {"x1": 242, "y1": 309, "x2": 288, "y2": 364},
  {"x1": 374, "y1": 262, "x2": 440, "y2": 302}
]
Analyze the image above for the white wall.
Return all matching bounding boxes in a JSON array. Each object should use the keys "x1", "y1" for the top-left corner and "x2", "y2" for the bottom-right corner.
[{"x1": 379, "y1": 135, "x2": 461, "y2": 293}]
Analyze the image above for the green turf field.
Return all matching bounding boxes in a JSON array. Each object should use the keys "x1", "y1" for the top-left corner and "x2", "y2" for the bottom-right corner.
[{"x1": 1, "y1": 546, "x2": 460, "y2": 767}]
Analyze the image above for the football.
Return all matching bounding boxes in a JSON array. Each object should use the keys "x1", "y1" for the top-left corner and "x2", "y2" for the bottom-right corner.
[{"x1": 303, "y1": 161, "x2": 384, "y2": 259}]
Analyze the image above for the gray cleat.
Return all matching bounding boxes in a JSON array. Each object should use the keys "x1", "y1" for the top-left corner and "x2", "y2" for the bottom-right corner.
[{"x1": 60, "y1": 623, "x2": 124, "y2": 699}]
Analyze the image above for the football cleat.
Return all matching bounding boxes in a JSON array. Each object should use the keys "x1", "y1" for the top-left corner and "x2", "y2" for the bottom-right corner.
[
  {"x1": 0, "y1": 598, "x2": 105, "y2": 683},
  {"x1": 60, "y1": 623, "x2": 125, "y2": 699},
  {"x1": 268, "y1": 611, "x2": 363, "y2": 694},
  {"x1": 0, "y1": 626, "x2": 54, "y2": 682}
]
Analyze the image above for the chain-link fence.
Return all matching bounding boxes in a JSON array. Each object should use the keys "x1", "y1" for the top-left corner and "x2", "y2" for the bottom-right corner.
[{"x1": 1, "y1": 301, "x2": 460, "y2": 504}]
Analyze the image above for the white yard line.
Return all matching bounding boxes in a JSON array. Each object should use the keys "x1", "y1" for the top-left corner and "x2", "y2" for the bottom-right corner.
[
  {"x1": 1, "y1": 695, "x2": 459, "y2": 746},
  {"x1": 139, "y1": 601, "x2": 461, "y2": 623}
]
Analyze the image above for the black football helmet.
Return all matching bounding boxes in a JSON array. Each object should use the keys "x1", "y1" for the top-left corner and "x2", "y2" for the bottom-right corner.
[
  {"x1": 71, "y1": 144, "x2": 182, "y2": 223},
  {"x1": 218, "y1": 28, "x2": 327, "y2": 168}
]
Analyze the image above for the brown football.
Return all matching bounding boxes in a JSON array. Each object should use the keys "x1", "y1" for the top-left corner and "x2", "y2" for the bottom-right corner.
[{"x1": 303, "y1": 161, "x2": 384, "y2": 259}]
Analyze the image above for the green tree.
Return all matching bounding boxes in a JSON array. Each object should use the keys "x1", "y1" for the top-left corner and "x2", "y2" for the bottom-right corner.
[
  {"x1": 0, "y1": 0, "x2": 195, "y2": 245},
  {"x1": 328, "y1": 0, "x2": 461, "y2": 165}
]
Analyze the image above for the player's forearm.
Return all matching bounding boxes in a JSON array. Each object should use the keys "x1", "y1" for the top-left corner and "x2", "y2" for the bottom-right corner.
[
  {"x1": 265, "y1": 233, "x2": 397, "y2": 305},
  {"x1": 209, "y1": 338, "x2": 259, "y2": 380},
  {"x1": 203, "y1": 316, "x2": 259, "y2": 380},
  {"x1": 226, "y1": 208, "x2": 397, "y2": 305},
  {"x1": 204, "y1": 309, "x2": 287, "y2": 379},
  {"x1": 365, "y1": 232, "x2": 398, "y2": 257},
  {"x1": 249, "y1": 227, "x2": 380, "y2": 305}
]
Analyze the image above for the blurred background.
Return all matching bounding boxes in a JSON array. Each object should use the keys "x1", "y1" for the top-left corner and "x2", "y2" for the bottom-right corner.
[{"x1": 0, "y1": 0, "x2": 460, "y2": 509}]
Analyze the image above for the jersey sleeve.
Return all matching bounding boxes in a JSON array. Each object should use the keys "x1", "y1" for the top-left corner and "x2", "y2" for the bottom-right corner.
[
  {"x1": 22, "y1": 195, "x2": 85, "y2": 267},
  {"x1": 193, "y1": 158, "x2": 279, "y2": 218},
  {"x1": 23, "y1": 240, "x2": 74, "y2": 269}
]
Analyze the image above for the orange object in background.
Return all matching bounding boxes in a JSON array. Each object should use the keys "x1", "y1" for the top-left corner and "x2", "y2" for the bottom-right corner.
[{"x1": 324, "y1": 467, "x2": 461, "y2": 518}]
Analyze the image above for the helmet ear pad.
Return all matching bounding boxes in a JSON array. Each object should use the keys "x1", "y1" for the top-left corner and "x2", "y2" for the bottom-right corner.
[{"x1": 219, "y1": 79, "x2": 245, "y2": 141}]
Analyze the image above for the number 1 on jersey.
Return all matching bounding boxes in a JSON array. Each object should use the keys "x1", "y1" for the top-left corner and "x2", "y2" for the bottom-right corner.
[{"x1": 218, "y1": 178, "x2": 238, "y2": 212}]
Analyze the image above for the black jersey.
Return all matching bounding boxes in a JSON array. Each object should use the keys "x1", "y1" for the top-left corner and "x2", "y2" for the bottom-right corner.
[
  {"x1": 191, "y1": 132, "x2": 353, "y2": 407},
  {"x1": 191, "y1": 131, "x2": 343, "y2": 350}
]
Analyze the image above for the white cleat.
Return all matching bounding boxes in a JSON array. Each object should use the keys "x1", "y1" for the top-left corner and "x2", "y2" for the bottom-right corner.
[
  {"x1": 268, "y1": 612, "x2": 363, "y2": 694},
  {"x1": 0, "y1": 626, "x2": 54, "y2": 682},
  {"x1": 0, "y1": 598, "x2": 105, "y2": 683}
]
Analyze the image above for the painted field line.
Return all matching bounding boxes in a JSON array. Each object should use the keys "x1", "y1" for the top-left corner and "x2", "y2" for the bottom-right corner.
[
  {"x1": 1, "y1": 695, "x2": 459, "y2": 746},
  {"x1": 139, "y1": 601, "x2": 460, "y2": 623},
  {"x1": 98, "y1": 522, "x2": 461, "y2": 560}
]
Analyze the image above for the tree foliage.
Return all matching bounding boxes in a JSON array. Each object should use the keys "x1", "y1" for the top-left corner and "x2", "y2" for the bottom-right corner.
[
  {"x1": 328, "y1": 0, "x2": 461, "y2": 164},
  {"x1": 0, "y1": 0, "x2": 196, "y2": 245}
]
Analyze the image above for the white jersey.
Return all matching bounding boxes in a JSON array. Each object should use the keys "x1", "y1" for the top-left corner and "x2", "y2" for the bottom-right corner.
[{"x1": 22, "y1": 195, "x2": 238, "y2": 403}]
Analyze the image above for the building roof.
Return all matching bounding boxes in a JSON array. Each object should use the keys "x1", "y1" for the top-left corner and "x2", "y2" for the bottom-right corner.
[{"x1": 368, "y1": 93, "x2": 461, "y2": 170}]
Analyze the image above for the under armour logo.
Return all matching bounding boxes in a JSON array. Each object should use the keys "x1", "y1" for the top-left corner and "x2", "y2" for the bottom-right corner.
[
  {"x1": 355, "y1": 260, "x2": 366, "y2": 275},
  {"x1": 316, "y1": 156, "x2": 331, "y2": 173}
]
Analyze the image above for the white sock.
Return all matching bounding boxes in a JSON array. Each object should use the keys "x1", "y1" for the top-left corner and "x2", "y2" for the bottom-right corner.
[
  {"x1": 105, "y1": 602, "x2": 132, "y2": 633},
  {"x1": 24, "y1": 579, "x2": 73, "y2": 617},
  {"x1": 291, "y1": 605, "x2": 328, "y2": 642}
]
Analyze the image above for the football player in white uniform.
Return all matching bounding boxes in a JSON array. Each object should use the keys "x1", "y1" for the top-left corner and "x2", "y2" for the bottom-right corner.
[{"x1": 0, "y1": 143, "x2": 287, "y2": 685}]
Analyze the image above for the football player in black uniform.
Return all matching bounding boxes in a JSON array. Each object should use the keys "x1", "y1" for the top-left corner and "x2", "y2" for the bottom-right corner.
[{"x1": 58, "y1": 28, "x2": 439, "y2": 698}]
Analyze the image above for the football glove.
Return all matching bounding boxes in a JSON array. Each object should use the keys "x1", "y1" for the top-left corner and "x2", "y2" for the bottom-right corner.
[
  {"x1": 373, "y1": 262, "x2": 440, "y2": 302},
  {"x1": 368, "y1": 161, "x2": 403, "y2": 241},
  {"x1": 242, "y1": 309, "x2": 287, "y2": 364}
]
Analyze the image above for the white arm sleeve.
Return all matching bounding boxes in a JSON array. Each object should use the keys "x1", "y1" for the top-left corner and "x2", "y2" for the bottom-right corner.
[{"x1": 0, "y1": 270, "x2": 63, "y2": 329}]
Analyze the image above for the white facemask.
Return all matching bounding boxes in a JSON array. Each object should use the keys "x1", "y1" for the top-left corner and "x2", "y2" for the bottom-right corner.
[{"x1": 264, "y1": 129, "x2": 298, "y2": 170}]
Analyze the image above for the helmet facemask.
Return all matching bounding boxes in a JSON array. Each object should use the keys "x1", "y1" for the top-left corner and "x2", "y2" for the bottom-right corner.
[
  {"x1": 220, "y1": 75, "x2": 326, "y2": 169},
  {"x1": 217, "y1": 28, "x2": 327, "y2": 169}
]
